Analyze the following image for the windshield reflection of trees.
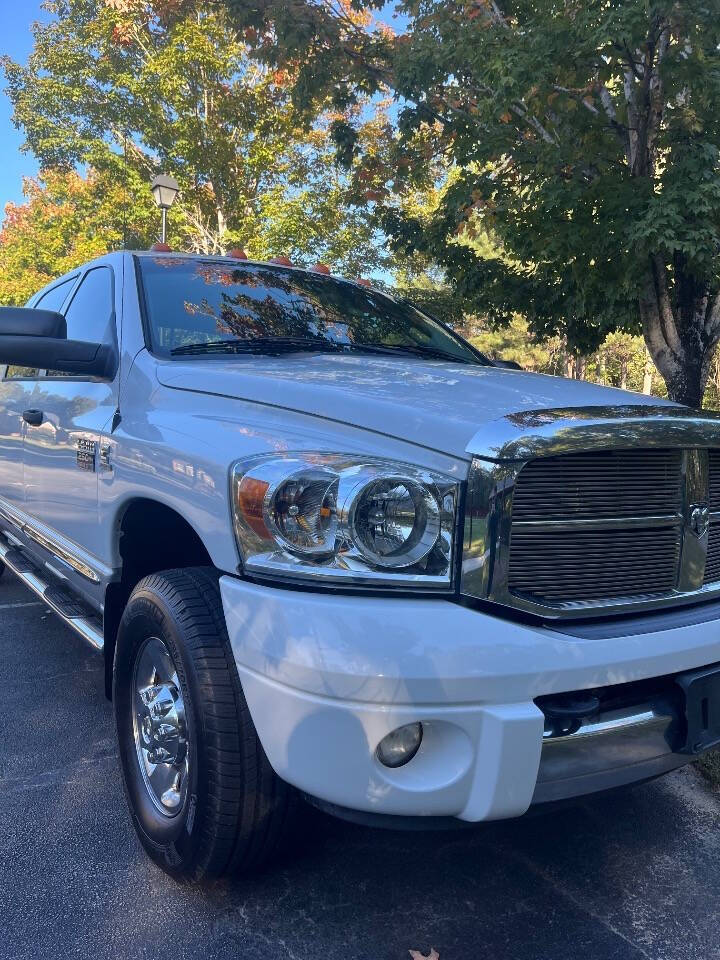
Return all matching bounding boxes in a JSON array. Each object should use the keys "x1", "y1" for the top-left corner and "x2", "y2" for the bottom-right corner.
[{"x1": 182, "y1": 266, "x2": 436, "y2": 348}]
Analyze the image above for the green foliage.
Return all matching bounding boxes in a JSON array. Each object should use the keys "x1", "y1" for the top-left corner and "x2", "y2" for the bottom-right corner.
[
  {"x1": 2, "y1": 0, "x2": 384, "y2": 271},
  {"x1": 230, "y1": 0, "x2": 720, "y2": 404},
  {"x1": 0, "y1": 169, "x2": 155, "y2": 305}
]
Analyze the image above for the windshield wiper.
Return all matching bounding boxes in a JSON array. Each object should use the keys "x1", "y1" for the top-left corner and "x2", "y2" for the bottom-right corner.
[
  {"x1": 170, "y1": 336, "x2": 476, "y2": 364},
  {"x1": 170, "y1": 336, "x2": 348, "y2": 357},
  {"x1": 357, "y1": 343, "x2": 476, "y2": 364}
]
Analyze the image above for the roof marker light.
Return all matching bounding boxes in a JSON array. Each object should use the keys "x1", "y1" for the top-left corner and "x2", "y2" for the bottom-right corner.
[
  {"x1": 227, "y1": 248, "x2": 248, "y2": 260},
  {"x1": 269, "y1": 255, "x2": 293, "y2": 266},
  {"x1": 311, "y1": 263, "x2": 331, "y2": 274}
]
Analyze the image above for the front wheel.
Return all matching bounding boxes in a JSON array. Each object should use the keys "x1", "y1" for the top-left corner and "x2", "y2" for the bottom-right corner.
[{"x1": 113, "y1": 567, "x2": 295, "y2": 882}]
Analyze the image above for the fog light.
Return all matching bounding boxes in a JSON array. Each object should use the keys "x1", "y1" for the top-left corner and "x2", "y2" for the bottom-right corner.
[{"x1": 376, "y1": 722, "x2": 423, "y2": 768}]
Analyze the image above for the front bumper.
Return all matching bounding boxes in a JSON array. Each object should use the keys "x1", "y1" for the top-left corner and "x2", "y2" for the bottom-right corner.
[{"x1": 220, "y1": 577, "x2": 720, "y2": 822}]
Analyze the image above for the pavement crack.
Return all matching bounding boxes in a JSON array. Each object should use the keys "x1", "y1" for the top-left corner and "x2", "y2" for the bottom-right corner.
[{"x1": 499, "y1": 844, "x2": 655, "y2": 960}]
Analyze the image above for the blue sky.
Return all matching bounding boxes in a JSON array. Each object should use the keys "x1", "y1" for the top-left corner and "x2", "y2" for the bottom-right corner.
[{"x1": 0, "y1": 0, "x2": 48, "y2": 212}]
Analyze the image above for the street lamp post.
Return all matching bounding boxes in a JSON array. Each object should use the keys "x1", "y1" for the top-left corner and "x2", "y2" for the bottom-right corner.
[{"x1": 150, "y1": 174, "x2": 180, "y2": 244}]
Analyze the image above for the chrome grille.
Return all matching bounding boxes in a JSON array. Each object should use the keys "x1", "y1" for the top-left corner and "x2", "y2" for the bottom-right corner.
[
  {"x1": 704, "y1": 526, "x2": 720, "y2": 585},
  {"x1": 704, "y1": 450, "x2": 720, "y2": 585},
  {"x1": 511, "y1": 449, "x2": 683, "y2": 521},
  {"x1": 508, "y1": 449, "x2": 683, "y2": 606},
  {"x1": 509, "y1": 527, "x2": 682, "y2": 602},
  {"x1": 709, "y1": 449, "x2": 720, "y2": 507}
]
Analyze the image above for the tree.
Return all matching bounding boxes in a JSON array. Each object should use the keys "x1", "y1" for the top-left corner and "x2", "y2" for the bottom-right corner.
[
  {"x1": 2, "y1": 0, "x2": 384, "y2": 272},
  {"x1": 0, "y1": 169, "x2": 157, "y2": 305},
  {"x1": 228, "y1": 0, "x2": 720, "y2": 407}
]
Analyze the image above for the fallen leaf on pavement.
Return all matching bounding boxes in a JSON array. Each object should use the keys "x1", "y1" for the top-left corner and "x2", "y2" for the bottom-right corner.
[{"x1": 409, "y1": 950, "x2": 439, "y2": 960}]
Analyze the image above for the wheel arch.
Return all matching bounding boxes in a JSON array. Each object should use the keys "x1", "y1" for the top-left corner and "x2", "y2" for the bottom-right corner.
[{"x1": 103, "y1": 497, "x2": 218, "y2": 699}]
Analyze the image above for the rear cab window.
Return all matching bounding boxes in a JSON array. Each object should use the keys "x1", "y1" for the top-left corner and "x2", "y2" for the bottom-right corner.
[{"x1": 42, "y1": 266, "x2": 114, "y2": 379}]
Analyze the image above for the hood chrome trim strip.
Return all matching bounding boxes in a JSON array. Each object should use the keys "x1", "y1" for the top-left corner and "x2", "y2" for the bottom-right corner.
[{"x1": 465, "y1": 405, "x2": 720, "y2": 462}]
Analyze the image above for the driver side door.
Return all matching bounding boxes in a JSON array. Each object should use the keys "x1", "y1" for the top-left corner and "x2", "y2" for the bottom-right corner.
[{"x1": 23, "y1": 265, "x2": 119, "y2": 604}]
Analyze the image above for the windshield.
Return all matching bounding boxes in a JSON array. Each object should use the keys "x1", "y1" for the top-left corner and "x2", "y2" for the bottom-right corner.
[{"x1": 138, "y1": 257, "x2": 485, "y2": 365}]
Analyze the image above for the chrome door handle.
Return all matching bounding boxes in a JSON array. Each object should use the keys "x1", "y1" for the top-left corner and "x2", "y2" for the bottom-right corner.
[{"x1": 22, "y1": 409, "x2": 44, "y2": 426}]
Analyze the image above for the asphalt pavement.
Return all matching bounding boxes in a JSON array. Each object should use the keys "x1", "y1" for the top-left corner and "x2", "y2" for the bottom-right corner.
[{"x1": 1, "y1": 569, "x2": 719, "y2": 960}]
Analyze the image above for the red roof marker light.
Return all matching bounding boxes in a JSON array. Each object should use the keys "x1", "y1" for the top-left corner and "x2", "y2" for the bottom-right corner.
[{"x1": 269, "y1": 255, "x2": 293, "y2": 266}]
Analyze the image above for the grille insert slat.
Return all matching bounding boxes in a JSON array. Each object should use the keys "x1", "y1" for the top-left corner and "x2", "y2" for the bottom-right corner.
[
  {"x1": 511, "y1": 449, "x2": 683, "y2": 523},
  {"x1": 704, "y1": 449, "x2": 720, "y2": 586},
  {"x1": 705, "y1": 524, "x2": 720, "y2": 585},
  {"x1": 508, "y1": 449, "x2": 683, "y2": 606},
  {"x1": 709, "y1": 450, "x2": 720, "y2": 510}
]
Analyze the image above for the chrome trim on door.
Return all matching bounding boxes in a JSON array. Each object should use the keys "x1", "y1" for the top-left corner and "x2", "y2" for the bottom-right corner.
[
  {"x1": 0, "y1": 494, "x2": 112, "y2": 585},
  {"x1": 462, "y1": 406, "x2": 720, "y2": 619},
  {"x1": 24, "y1": 525, "x2": 101, "y2": 583}
]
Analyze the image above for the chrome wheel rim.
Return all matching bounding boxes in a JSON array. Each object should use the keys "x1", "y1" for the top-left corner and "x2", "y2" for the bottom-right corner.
[{"x1": 131, "y1": 636, "x2": 189, "y2": 817}]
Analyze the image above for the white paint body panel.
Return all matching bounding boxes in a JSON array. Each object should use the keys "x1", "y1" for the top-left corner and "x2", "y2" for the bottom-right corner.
[
  {"x1": 1, "y1": 250, "x2": 717, "y2": 824},
  {"x1": 219, "y1": 576, "x2": 720, "y2": 820},
  {"x1": 156, "y1": 353, "x2": 671, "y2": 459}
]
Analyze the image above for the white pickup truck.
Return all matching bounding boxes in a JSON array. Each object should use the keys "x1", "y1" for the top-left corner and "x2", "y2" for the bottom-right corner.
[{"x1": 0, "y1": 250, "x2": 719, "y2": 882}]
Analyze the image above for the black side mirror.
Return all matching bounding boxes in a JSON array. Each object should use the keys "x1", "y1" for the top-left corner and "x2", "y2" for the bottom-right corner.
[
  {"x1": 0, "y1": 306, "x2": 117, "y2": 379},
  {"x1": 493, "y1": 358, "x2": 523, "y2": 370},
  {"x1": 0, "y1": 307, "x2": 67, "y2": 339}
]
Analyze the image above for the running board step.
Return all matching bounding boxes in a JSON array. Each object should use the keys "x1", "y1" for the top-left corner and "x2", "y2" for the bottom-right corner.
[{"x1": 0, "y1": 538, "x2": 103, "y2": 652}]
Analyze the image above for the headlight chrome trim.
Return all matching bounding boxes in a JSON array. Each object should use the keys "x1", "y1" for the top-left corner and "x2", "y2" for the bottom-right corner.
[{"x1": 231, "y1": 453, "x2": 461, "y2": 591}]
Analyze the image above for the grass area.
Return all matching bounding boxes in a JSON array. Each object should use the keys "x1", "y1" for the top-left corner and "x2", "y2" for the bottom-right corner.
[{"x1": 696, "y1": 750, "x2": 720, "y2": 785}]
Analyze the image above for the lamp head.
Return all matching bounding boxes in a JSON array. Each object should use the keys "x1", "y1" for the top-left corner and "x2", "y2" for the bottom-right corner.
[{"x1": 150, "y1": 174, "x2": 180, "y2": 210}]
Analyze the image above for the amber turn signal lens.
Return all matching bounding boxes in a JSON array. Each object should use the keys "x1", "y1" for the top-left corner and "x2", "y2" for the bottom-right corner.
[{"x1": 235, "y1": 476, "x2": 271, "y2": 539}]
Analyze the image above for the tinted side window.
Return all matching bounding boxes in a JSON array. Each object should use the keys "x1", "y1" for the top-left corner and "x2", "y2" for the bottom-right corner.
[
  {"x1": 35, "y1": 276, "x2": 77, "y2": 312},
  {"x1": 63, "y1": 267, "x2": 114, "y2": 344},
  {"x1": 43, "y1": 267, "x2": 114, "y2": 379},
  {"x1": 9, "y1": 276, "x2": 79, "y2": 377}
]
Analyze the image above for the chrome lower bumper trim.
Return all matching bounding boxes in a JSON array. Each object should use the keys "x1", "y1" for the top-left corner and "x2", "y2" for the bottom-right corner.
[{"x1": 532, "y1": 701, "x2": 689, "y2": 804}]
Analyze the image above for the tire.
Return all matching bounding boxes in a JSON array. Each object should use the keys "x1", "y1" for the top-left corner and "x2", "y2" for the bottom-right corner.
[{"x1": 113, "y1": 567, "x2": 296, "y2": 882}]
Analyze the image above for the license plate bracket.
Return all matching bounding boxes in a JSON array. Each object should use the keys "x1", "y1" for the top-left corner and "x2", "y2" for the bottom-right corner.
[{"x1": 676, "y1": 664, "x2": 720, "y2": 754}]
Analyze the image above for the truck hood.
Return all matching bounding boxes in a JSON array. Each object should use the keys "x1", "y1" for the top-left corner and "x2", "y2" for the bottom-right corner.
[{"x1": 156, "y1": 354, "x2": 674, "y2": 459}]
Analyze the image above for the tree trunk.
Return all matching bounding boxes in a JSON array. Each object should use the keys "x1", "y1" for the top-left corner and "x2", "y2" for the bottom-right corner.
[
  {"x1": 642, "y1": 348, "x2": 654, "y2": 395},
  {"x1": 596, "y1": 353, "x2": 606, "y2": 385},
  {"x1": 639, "y1": 258, "x2": 720, "y2": 408},
  {"x1": 620, "y1": 19, "x2": 720, "y2": 408}
]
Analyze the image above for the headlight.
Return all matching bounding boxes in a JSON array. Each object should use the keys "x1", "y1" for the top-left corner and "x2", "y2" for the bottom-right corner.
[{"x1": 231, "y1": 454, "x2": 459, "y2": 589}]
